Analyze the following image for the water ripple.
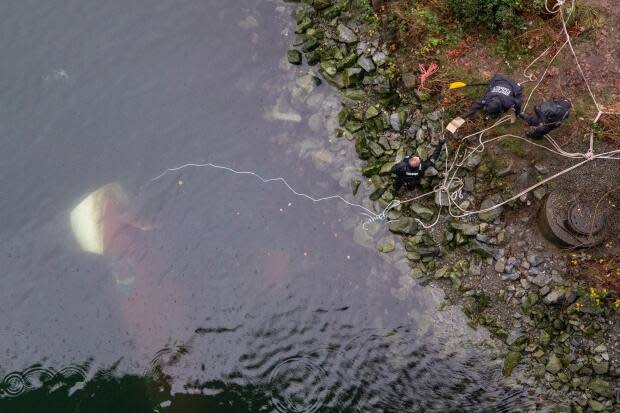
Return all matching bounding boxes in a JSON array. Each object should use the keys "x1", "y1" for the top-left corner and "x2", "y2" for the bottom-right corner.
[
  {"x1": 268, "y1": 354, "x2": 328, "y2": 413},
  {"x1": 0, "y1": 365, "x2": 87, "y2": 399}
]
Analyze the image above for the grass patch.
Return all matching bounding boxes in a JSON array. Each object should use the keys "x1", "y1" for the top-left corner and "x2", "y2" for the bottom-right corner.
[{"x1": 499, "y1": 137, "x2": 527, "y2": 157}]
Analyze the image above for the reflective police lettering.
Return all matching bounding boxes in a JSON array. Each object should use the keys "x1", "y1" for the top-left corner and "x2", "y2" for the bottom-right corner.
[{"x1": 491, "y1": 86, "x2": 512, "y2": 96}]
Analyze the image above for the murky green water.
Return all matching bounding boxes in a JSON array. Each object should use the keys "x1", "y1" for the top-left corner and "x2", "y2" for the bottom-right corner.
[{"x1": 0, "y1": 1, "x2": 536, "y2": 411}]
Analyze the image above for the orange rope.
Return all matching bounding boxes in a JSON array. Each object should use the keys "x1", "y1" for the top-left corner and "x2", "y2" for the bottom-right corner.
[{"x1": 418, "y1": 62, "x2": 439, "y2": 91}]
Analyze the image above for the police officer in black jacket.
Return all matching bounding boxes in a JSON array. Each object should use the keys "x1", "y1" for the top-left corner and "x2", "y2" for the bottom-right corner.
[
  {"x1": 392, "y1": 141, "x2": 444, "y2": 192},
  {"x1": 519, "y1": 99, "x2": 571, "y2": 139},
  {"x1": 463, "y1": 74, "x2": 523, "y2": 120}
]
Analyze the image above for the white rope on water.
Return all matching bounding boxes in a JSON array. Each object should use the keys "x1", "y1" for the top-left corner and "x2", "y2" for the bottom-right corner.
[{"x1": 150, "y1": 162, "x2": 379, "y2": 218}]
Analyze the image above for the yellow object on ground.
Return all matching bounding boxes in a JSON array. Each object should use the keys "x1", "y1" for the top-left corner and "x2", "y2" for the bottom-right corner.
[{"x1": 449, "y1": 82, "x2": 467, "y2": 90}]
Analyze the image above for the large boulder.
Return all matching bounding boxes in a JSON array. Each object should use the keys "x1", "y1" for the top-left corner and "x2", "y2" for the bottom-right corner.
[{"x1": 389, "y1": 217, "x2": 418, "y2": 235}]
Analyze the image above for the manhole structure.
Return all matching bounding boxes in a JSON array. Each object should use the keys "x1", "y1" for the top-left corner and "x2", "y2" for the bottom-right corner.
[{"x1": 538, "y1": 189, "x2": 609, "y2": 248}]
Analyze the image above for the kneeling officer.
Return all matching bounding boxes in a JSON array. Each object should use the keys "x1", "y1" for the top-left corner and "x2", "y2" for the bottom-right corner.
[
  {"x1": 463, "y1": 74, "x2": 523, "y2": 120},
  {"x1": 392, "y1": 141, "x2": 444, "y2": 192},
  {"x1": 519, "y1": 99, "x2": 571, "y2": 139}
]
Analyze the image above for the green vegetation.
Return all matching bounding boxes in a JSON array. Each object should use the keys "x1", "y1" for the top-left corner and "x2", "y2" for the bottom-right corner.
[
  {"x1": 499, "y1": 136, "x2": 527, "y2": 157},
  {"x1": 447, "y1": 0, "x2": 527, "y2": 32},
  {"x1": 353, "y1": 0, "x2": 374, "y2": 18}
]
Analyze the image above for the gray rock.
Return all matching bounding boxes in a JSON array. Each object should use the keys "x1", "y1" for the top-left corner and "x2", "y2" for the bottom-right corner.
[
  {"x1": 495, "y1": 258, "x2": 507, "y2": 273},
  {"x1": 344, "y1": 67, "x2": 363, "y2": 87},
  {"x1": 478, "y1": 194, "x2": 503, "y2": 222},
  {"x1": 505, "y1": 257, "x2": 517, "y2": 272},
  {"x1": 531, "y1": 273, "x2": 551, "y2": 287},
  {"x1": 424, "y1": 166, "x2": 438, "y2": 177},
  {"x1": 293, "y1": 34, "x2": 306, "y2": 47},
  {"x1": 546, "y1": 353, "x2": 563, "y2": 374},
  {"x1": 465, "y1": 154, "x2": 482, "y2": 169},
  {"x1": 502, "y1": 351, "x2": 522, "y2": 376},
  {"x1": 313, "y1": 0, "x2": 332, "y2": 10},
  {"x1": 365, "y1": 105, "x2": 380, "y2": 119},
  {"x1": 528, "y1": 266, "x2": 541, "y2": 276},
  {"x1": 502, "y1": 273, "x2": 520, "y2": 281},
  {"x1": 410, "y1": 204, "x2": 434, "y2": 220},
  {"x1": 451, "y1": 222, "x2": 480, "y2": 236},
  {"x1": 593, "y1": 344, "x2": 607, "y2": 353},
  {"x1": 506, "y1": 329, "x2": 527, "y2": 346},
  {"x1": 588, "y1": 378, "x2": 612, "y2": 397},
  {"x1": 351, "y1": 178, "x2": 361, "y2": 196},
  {"x1": 426, "y1": 110, "x2": 441, "y2": 122},
  {"x1": 587, "y1": 400, "x2": 605, "y2": 412},
  {"x1": 592, "y1": 361, "x2": 609, "y2": 374},
  {"x1": 435, "y1": 190, "x2": 450, "y2": 207},
  {"x1": 533, "y1": 187, "x2": 547, "y2": 200},
  {"x1": 287, "y1": 49, "x2": 302, "y2": 65},
  {"x1": 368, "y1": 141, "x2": 384, "y2": 157},
  {"x1": 463, "y1": 176, "x2": 475, "y2": 192},
  {"x1": 534, "y1": 163, "x2": 549, "y2": 175},
  {"x1": 389, "y1": 112, "x2": 401, "y2": 131},
  {"x1": 377, "y1": 237, "x2": 396, "y2": 253},
  {"x1": 301, "y1": 37, "x2": 319, "y2": 52},
  {"x1": 372, "y1": 51, "x2": 387, "y2": 66},
  {"x1": 295, "y1": 3, "x2": 316, "y2": 23},
  {"x1": 527, "y1": 254, "x2": 545, "y2": 267},
  {"x1": 357, "y1": 55, "x2": 375, "y2": 72},
  {"x1": 402, "y1": 72, "x2": 417, "y2": 89},
  {"x1": 371, "y1": 75, "x2": 390, "y2": 93},
  {"x1": 467, "y1": 240, "x2": 497, "y2": 258},
  {"x1": 388, "y1": 217, "x2": 418, "y2": 235},
  {"x1": 415, "y1": 127, "x2": 425, "y2": 142},
  {"x1": 539, "y1": 285, "x2": 551, "y2": 296},
  {"x1": 356, "y1": 42, "x2": 368, "y2": 55},
  {"x1": 469, "y1": 260, "x2": 482, "y2": 276},
  {"x1": 337, "y1": 24, "x2": 358, "y2": 43},
  {"x1": 543, "y1": 288, "x2": 564, "y2": 305},
  {"x1": 497, "y1": 162, "x2": 514, "y2": 177}
]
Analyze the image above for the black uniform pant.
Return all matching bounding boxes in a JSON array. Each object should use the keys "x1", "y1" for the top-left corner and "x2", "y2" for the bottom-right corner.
[
  {"x1": 521, "y1": 112, "x2": 560, "y2": 140},
  {"x1": 527, "y1": 124, "x2": 560, "y2": 140},
  {"x1": 393, "y1": 176, "x2": 417, "y2": 191}
]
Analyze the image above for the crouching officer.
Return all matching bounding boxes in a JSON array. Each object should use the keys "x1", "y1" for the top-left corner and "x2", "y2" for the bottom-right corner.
[
  {"x1": 463, "y1": 74, "x2": 523, "y2": 120},
  {"x1": 392, "y1": 140, "x2": 444, "y2": 192},
  {"x1": 519, "y1": 99, "x2": 571, "y2": 139}
]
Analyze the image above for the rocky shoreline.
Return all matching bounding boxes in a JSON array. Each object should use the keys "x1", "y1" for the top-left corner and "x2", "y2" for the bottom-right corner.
[{"x1": 284, "y1": 0, "x2": 618, "y2": 411}]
